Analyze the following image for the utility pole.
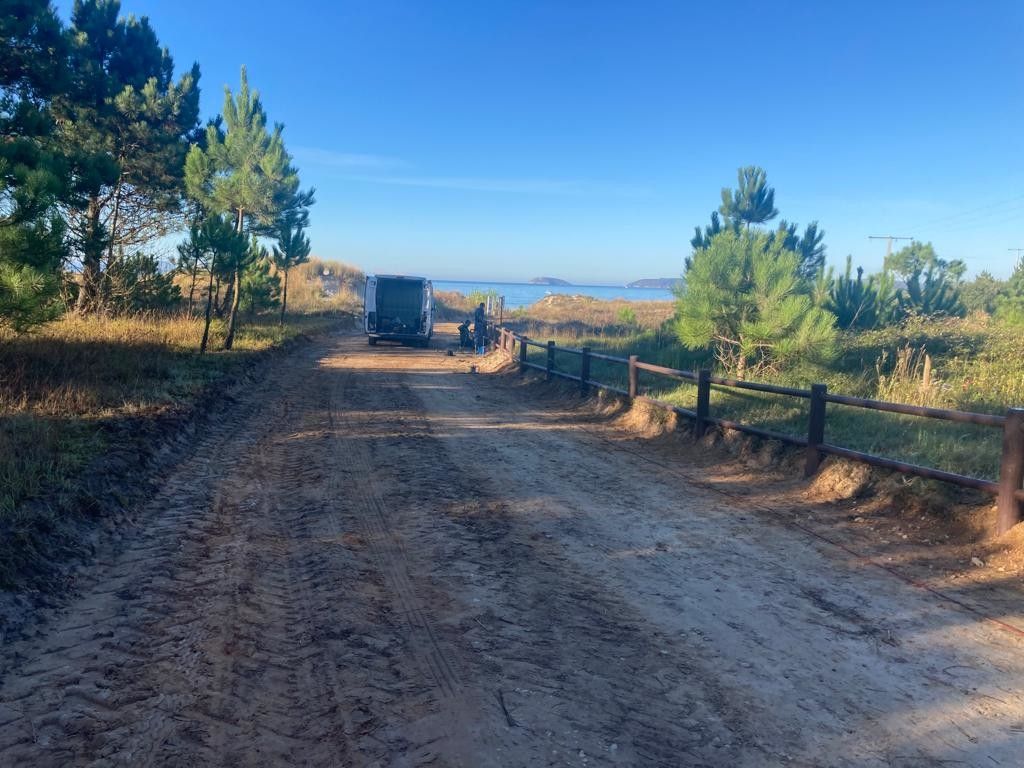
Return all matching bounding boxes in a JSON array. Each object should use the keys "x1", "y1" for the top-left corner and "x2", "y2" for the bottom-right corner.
[
  {"x1": 869, "y1": 235, "x2": 914, "y2": 260},
  {"x1": 1009, "y1": 248, "x2": 1024, "y2": 262}
]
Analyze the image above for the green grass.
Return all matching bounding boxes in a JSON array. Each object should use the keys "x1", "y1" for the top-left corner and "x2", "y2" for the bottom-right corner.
[{"x1": 519, "y1": 314, "x2": 1020, "y2": 482}]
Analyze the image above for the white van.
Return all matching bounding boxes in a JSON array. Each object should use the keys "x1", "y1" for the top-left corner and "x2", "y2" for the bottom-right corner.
[{"x1": 363, "y1": 275, "x2": 434, "y2": 347}]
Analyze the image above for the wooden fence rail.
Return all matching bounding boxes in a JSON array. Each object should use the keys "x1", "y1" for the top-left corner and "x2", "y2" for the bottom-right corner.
[{"x1": 493, "y1": 327, "x2": 1024, "y2": 535}]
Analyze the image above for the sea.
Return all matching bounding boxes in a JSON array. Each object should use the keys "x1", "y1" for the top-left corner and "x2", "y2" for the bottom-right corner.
[{"x1": 432, "y1": 280, "x2": 675, "y2": 309}]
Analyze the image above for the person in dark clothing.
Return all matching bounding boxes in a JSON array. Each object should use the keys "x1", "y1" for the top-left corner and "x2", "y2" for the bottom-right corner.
[
  {"x1": 458, "y1": 320, "x2": 472, "y2": 349},
  {"x1": 473, "y1": 302, "x2": 487, "y2": 354}
]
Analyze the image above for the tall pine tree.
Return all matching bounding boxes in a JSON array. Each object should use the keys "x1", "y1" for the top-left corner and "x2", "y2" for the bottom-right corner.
[
  {"x1": 185, "y1": 67, "x2": 312, "y2": 349},
  {"x1": 57, "y1": 0, "x2": 200, "y2": 312}
]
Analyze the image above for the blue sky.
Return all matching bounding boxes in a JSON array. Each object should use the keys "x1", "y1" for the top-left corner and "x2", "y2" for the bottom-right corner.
[{"x1": 57, "y1": 0, "x2": 1024, "y2": 283}]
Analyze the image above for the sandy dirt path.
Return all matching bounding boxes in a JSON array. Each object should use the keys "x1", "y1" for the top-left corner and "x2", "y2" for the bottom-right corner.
[{"x1": 1, "y1": 328, "x2": 1022, "y2": 767}]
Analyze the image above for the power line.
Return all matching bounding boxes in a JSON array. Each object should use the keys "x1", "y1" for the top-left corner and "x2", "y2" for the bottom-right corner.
[
  {"x1": 907, "y1": 193, "x2": 1024, "y2": 230},
  {"x1": 921, "y1": 202, "x2": 1024, "y2": 235}
]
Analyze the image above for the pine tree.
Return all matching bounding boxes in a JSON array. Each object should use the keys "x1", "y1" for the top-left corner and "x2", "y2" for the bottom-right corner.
[
  {"x1": 675, "y1": 229, "x2": 837, "y2": 377},
  {"x1": 241, "y1": 238, "x2": 279, "y2": 317},
  {"x1": 825, "y1": 255, "x2": 897, "y2": 330},
  {"x1": 57, "y1": 0, "x2": 200, "y2": 312},
  {"x1": 189, "y1": 213, "x2": 245, "y2": 353},
  {"x1": 690, "y1": 210, "x2": 739, "y2": 261},
  {"x1": 104, "y1": 249, "x2": 180, "y2": 311},
  {"x1": 775, "y1": 220, "x2": 827, "y2": 280},
  {"x1": 960, "y1": 271, "x2": 1005, "y2": 315},
  {"x1": 996, "y1": 259, "x2": 1024, "y2": 326},
  {"x1": 718, "y1": 166, "x2": 778, "y2": 228},
  {"x1": 0, "y1": 215, "x2": 66, "y2": 331},
  {"x1": 688, "y1": 167, "x2": 826, "y2": 284},
  {"x1": 184, "y1": 67, "x2": 311, "y2": 349},
  {"x1": 1, "y1": 0, "x2": 69, "y2": 225},
  {"x1": 271, "y1": 210, "x2": 311, "y2": 325},
  {"x1": 1, "y1": 0, "x2": 71, "y2": 331},
  {"x1": 176, "y1": 222, "x2": 204, "y2": 315},
  {"x1": 885, "y1": 242, "x2": 965, "y2": 318}
]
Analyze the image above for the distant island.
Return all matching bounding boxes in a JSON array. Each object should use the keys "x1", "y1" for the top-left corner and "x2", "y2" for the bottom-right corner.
[
  {"x1": 528, "y1": 276, "x2": 572, "y2": 286},
  {"x1": 627, "y1": 278, "x2": 684, "y2": 290}
]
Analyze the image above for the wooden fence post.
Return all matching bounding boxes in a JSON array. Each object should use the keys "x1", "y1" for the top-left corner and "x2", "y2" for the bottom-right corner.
[
  {"x1": 805, "y1": 383, "x2": 827, "y2": 477},
  {"x1": 695, "y1": 369, "x2": 711, "y2": 438},
  {"x1": 519, "y1": 336, "x2": 528, "y2": 373},
  {"x1": 997, "y1": 407, "x2": 1024, "y2": 534},
  {"x1": 628, "y1": 355, "x2": 639, "y2": 399},
  {"x1": 546, "y1": 341, "x2": 556, "y2": 381},
  {"x1": 580, "y1": 347, "x2": 591, "y2": 396}
]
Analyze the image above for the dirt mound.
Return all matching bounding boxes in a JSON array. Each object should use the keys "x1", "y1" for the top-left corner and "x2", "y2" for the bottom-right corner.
[
  {"x1": 805, "y1": 458, "x2": 873, "y2": 501},
  {"x1": 614, "y1": 399, "x2": 679, "y2": 438}
]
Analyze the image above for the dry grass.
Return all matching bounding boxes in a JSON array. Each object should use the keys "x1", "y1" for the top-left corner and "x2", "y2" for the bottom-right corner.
[
  {"x1": 506, "y1": 294, "x2": 674, "y2": 337},
  {"x1": 435, "y1": 289, "x2": 675, "y2": 330},
  {"x1": 286, "y1": 258, "x2": 364, "y2": 314},
  {"x1": 434, "y1": 290, "x2": 479, "y2": 321},
  {"x1": 0, "y1": 311, "x2": 343, "y2": 579}
]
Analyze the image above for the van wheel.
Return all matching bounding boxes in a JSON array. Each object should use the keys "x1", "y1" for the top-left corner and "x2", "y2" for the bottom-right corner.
[{"x1": 368, "y1": 337, "x2": 377, "y2": 346}]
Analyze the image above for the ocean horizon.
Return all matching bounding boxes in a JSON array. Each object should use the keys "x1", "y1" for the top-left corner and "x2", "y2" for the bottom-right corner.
[{"x1": 431, "y1": 279, "x2": 676, "y2": 309}]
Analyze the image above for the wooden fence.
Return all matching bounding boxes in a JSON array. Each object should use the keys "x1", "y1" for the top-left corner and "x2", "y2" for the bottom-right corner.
[{"x1": 493, "y1": 327, "x2": 1024, "y2": 535}]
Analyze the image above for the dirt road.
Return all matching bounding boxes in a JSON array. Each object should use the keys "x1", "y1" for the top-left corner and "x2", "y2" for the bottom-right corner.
[{"x1": 1, "y1": 328, "x2": 1023, "y2": 767}]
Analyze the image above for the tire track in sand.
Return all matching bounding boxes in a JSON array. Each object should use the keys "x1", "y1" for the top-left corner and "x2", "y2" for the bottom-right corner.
[{"x1": 327, "y1": 369, "x2": 463, "y2": 702}]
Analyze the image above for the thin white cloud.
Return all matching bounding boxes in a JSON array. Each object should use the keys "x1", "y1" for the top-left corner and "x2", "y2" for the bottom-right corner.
[
  {"x1": 291, "y1": 145, "x2": 405, "y2": 170},
  {"x1": 293, "y1": 146, "x2": 649, "y2": 197},
  {"x1": 346, "y1": 174, "x2": 650, "y2": 197}
]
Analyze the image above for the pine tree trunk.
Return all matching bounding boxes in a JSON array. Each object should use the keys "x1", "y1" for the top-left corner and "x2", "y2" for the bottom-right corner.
[
  {"x1": 279, "y1": 268, "x2": 288, "y2": 326},
  {"x1": 200, "y1": 254, "x2": 217, "y2": 354},
  {"x1": 219, "y1": 277, "x2": 233, "y2": 318},
  {"x1": 212, "y1": 274, "x2": 223, "y2": 316},
  {"x1": 223, "y1": 208, "x2": 245, "y2": 350},
  {"x1": 77, "y1": 198, "x2": 103, "y2": 313},
  {"x1": 101, "y1": 181, "x2": 123, "y2": 309},
  {"x1": 223, "y1": 267, "x2": 242, "y2": 349},
  {"x1": 187, "y1": 263, "x2": 199, "y2": 316}
]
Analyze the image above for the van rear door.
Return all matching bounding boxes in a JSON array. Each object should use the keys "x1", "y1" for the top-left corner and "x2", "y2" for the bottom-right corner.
[
  {"x1": 363, "y1": 276, "x2": 377, "y2": 333},
  {"x1": 422, "y1": 280, "x2": 433, "y2": 337}
]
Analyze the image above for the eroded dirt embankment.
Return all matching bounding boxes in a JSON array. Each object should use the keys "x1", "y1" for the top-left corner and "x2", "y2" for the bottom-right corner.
[{"x1": 0, "y1": 327, "x2": 1022, "y2": 767}]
